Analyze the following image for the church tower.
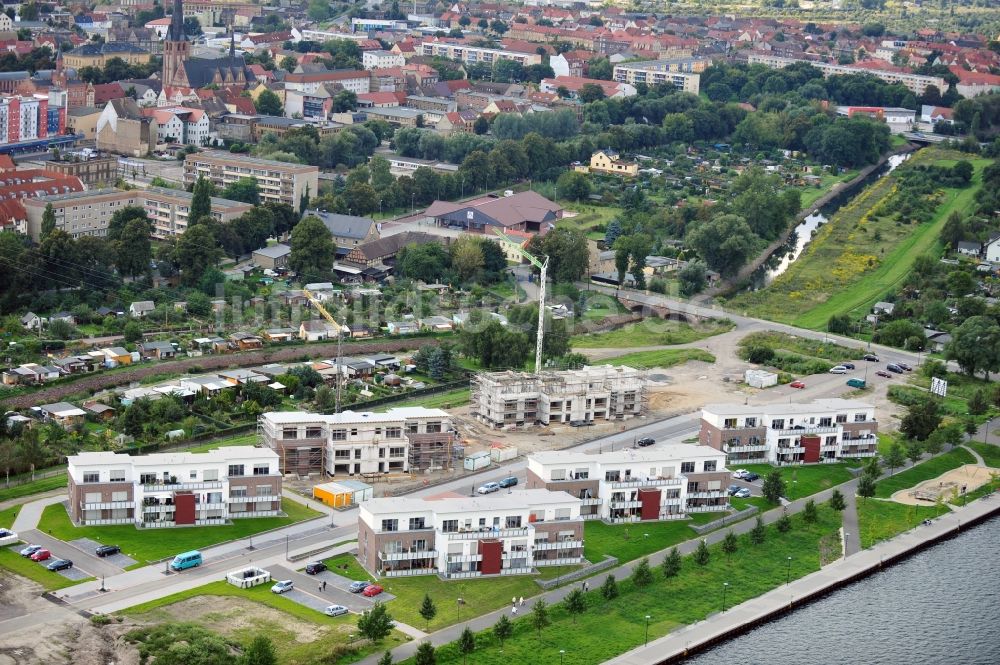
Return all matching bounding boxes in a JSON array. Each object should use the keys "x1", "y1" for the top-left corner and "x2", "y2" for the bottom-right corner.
[{"x1": 162, "y1": 0, "x2": 190, "y2": 87}]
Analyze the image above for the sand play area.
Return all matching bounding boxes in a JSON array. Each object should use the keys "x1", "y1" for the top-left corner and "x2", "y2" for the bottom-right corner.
[{"x1": 891, "y1": 464, "x2": 999, "y2": 506}]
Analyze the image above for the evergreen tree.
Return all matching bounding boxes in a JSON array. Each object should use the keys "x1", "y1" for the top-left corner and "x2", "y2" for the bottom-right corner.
[
  {"x1": 414, "y1": 642, "x2": 436, "y2": 665},
  {"x1": 492, "y1": 614, "x2": 513, "y2": 649},
  {"x1": 418, "y1": 594, "x2": 437, "y2": 629},
  {"x1": 377, "y1": 651, "x2": 393, "y2": 665},
  {"x1": 721, "y1": 531, "x2": 738, "y2": 557},
  {"x1": 802, "y1": 499, "x2": 818, "y2": 523},
  {"x1": 749, "y1": 516, "x2": 766, "y2": 545},
  {"x1": 776, "y1": 510, "x2": 792, "y2": 532},
  {"x1": 458, "y1": 627, "x2": 475, "y2": 665},
  {"x1": 661, "y1": 547, "x2": 682, "y2": 578},
  {"x1": 189, "y1": 176, "x2": 214, "y2": 225},
  {"x1": 600, "y1": 574, "x2": 618, "y2": 600},
  {"x1": 694, "y1": 539, "x2": 710, "y2": 566},
  {"x1": 632, "y1": 558, "x2": 654, "y2": 587},
  {"x1": 604, "y1": 218, "x2": 622, "y2": 247},
  {"x1": 829, "y1": 489, "x2": 847, "y2": 511},
  {"x1": 564, "y1": 588, "x2": 586, "y2": 623}
]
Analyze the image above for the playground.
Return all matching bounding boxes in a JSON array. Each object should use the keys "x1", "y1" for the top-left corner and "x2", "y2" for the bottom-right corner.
[{"x1": 891, "y1": 464, "x2": 997, "y2": 506}]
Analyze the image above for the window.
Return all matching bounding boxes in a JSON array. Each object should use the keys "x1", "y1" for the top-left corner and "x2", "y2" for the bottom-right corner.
[
  {"x1": 253, "y1": 464, "x2": 270, "y2": 476},
  {"x1": 111, "y1": 491, "x2": 127, "y2": 502},
  {"x1": 505, "y1": 516, "x2": 522, "y2": 528},
  {"x1": 704, "y1": 461, "x2": 717, "y2": 472},
  {"x1": 409, "y1": 517, "x2": 426, "y2": 530},
  {"x1": 258, "y1": 485, "x2": 272, "y2": 496},
  {"x1": 604, "y1": 471, "x2": 620, "y2": 482},
  {"x1": 680, "y1": 462, "x2": 695, "y2": 474},
  {"x1": 479, "y1": 517, "x2": 486, "y2": 527},
  {"x1": 406, "y1": 423, "x2": 418, "y2": 434},
  {"x1": 426, "y1": 421, "x2": 442, "y2": 433},
  {"x1": 189, "y1": 470, "x2": 197, "y2": 480},
  {"x1": 381, "y1": 519, "x2": 398, "y2": 532},
  {"x1": 379, "y1": 448, "x2": 385, "y2": 458},
  {"x1": 854, "y1": 413, "x2": 868, "y2": 422},
  {"x1": 836, "y1": 414, "x2": 847, "y2": 424},
  {"x1": 230, "y1": 486, "x2": 247, "y2": 497},
  {"x1": 573, "y1": 469, "x2": 589, "y2": 480},
  {"x1": 442, "y1": 519, "x2": 458, "y2": 533},
  {"x1": 354, "y1": 449, "x2": 362, "y2": 459},
  {"x1": 390, "y1": 447, "x2": 405, "y2": 458},
  {"x1": 306, "y1": 427, "x2": 322, "y2": 438},
  {"x1": 204, "y1": 469, "x2": 218, "y2": 481},
  {"x1": 331, "y1": 429, "x2": 347, "y2": 441},
  {"x1": 386, "y1": 427, "x2": 401, "y2": 438},
  {"x1": 282, "y1": 428, "x2": 297, "y2": 440},
  {"x1": 819, "y1": 418, "x2": 832, "y2": 427},
  {"x1": 554, "y1": 508, "x2": 571, "y2": 521},
  {"x1": 413, "y1": 539, "x2": 427, "y2": 551},
  {"x1": 350, "y1": 428, "x2": 358, "y2": 437},
  {"x1": 334, "y1": 450, "x2": 350, "y2": 459},
  {"x1": 551, "y1": 469, "x2": 566, "y2": 481},
  {"x1": 771, "y1": 419, "x2": 785, "y2": 430},
  {"x1": 140, "y1": 473, "x2": 156, "y2": 485},
  {"x1": 745, "y1": 418, "x2": 757, "y2": 427},
  {"x1": 107, "y1": 469, "x2": 125, "y2": 482},
  {"x1": 723, "y1": 418, "x2": 737, "y2": 428},
  {"x1": 83, "y1": 472, "x2": 99, "y2": 483},
  {"x1": 687, "y1": 481, "x2": 699, "y2": 492},
  {"x1": 228, "y1": 464, "x2": 245, "y2": 477}
]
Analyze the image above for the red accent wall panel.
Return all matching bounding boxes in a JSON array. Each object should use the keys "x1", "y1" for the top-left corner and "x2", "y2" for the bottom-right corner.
[
  {"x1": 638, "y1": 489, "x2": 661, "y2": 520},
  {"x1": 173, "y1": 492, "x2": 196, "y2": 525},
  {"x1": 478, "y1": 539, "x2": 502, "y2": 575},
  {"x1": 38, "y1": 99, "x2": 47, "y2": 138},
  {"x1": 801, "y1": 435, "x2": 821, "y2": 464}
]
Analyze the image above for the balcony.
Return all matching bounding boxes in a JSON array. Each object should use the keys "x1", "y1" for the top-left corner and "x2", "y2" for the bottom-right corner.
[
  {"x1": 195, "y1": 502, "x2": 226, "y2": 510},
  {"x1": 776, "y1": 446, "x2": 806, "y2": 455},
  {"x1": 384, "y1": 567, "x2": 436, "y2": 578},
  {"x1": 533, "y1": 540, "x2": 583, "y2": 551},
  {"x1": 141, "y1": 503, "x2": 175, "y2": 513},
  {"x1": 687, "y1": 504, "x2": 727, "y2": 513},
  {"x1": 686, "y1": 490, "x2": 727, "y2": 499},
  {"x1": 609, "y1": 500, "x2": 642, "y2": 509},
  {"x1": 580, "y1": 497, "x2": 603, "y2": 506},
  {"x1": 380, "y1": 549, "x2": 438, "y2": 562},
  {"x1": 141, "y1": 480, "x2": 223, "y2": 492},
  {"x1": 446, "y1": 527, "x2": 529, "y2": 540},
  {"x1": 723, "y1": 443, "x2": 768, "y2": 453},
  {"x1": 776, "y1": 426, "x2": 838, "y2": 437},
  {"x1": 81, "y1": 500, "x2": 134, "y2": 510},
  {"x1": 536, "y1": 556, "x2": 584, "y2": 567},
  {"x1": 446, "y1": 553, "x2": 482, "y2": 563},
  {"x1": 609, "y1": 477, "x2": 683, "y2": 490}
]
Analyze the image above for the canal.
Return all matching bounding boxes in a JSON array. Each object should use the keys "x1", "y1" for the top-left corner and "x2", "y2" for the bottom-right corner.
[{"x1": 682, "y1": 515, "x2": 1000, "y2": 665}]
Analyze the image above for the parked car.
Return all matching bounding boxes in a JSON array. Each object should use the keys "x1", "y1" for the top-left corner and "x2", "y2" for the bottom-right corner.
[
  {"x1": 0, "y1": 528, "x2": 14, "y2": 538},
  {"x1": 95, "y1": 545, "x2": 121, "y2": 558},
  {"x1": 847, "y1": 378, "x2": 867, "y2": 389},
  {"x1": 790, "y1": 381, "x2": 806, "y2": 389},
  {"x1": 876, "y1": 370, "x2": 892, "y2": 378},
  {"x1": 843, "y1": 362, "x2": 856, "y2": 370},
  {"x1": 30, "y1": 549, "x2": 51, "y2": 562},
  {"x1": 305, "y1": 561, "x2": 328, "y2": 575},
  {"x1": 733, "y1": 488, "x2": 752, "y2": 499},
  {"x1": 829, "y1": 366, "x2": 848, "y2": 374},
  {"x1": 498, "y1": 476, "x2": 518, "y2": 488},
  {"x1": 348, "y1": 581, "x2": 371, "y2": 593},
  {"x1": 47, "y1": 559, "x2": 73, "y2": 571},
  {"x1": 863, "y1": 354, "x2": 880, "y2": 362},
  {"x1": 743, "y1": 472, "x2": 760, "y2": 482},
  {"x1": 896, "y1": 362, "x2": 912, "y2": 371},
  {"x1": 636, "y1": 437, "x2": 656, "y2": 447},
  {"x1": 271, "y1": 580, "x2": 294, "y2": 594},
  {"x1": 886, "y1": 364, "x2": 904, "y2": 374},
  {"x1": 19, "y1": 544, "x2": 42, "y2": 557},
  {"x1": 324, "y1": 604, "x2": 349, "y2": 617},
  {"x1": 362, "y1": 584, "x2": 384, "y2": 597},
  {"x1": 477, "y1": 482, "x2": 500, "y2": 494},
  {"x1": 727, "y1": 484, "x2": 743, "y2": 495},
  {"x1": 731, "y1": 469, "x2": 749, "y2": 479}
]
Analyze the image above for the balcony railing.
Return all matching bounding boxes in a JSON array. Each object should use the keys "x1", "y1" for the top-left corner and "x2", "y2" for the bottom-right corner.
[
  {"x1": 723, "y1": 443, "x2": 768, "y2": 453},
  {"x1": 609, "y1": 477, "x2": 683, "y2": 490},
  {"x1": 535, "y1": 556, "x2": 584, "y2": 567},
  {"x1": 609, "y1": 500, "x2": 642, "y2": 509},
  {"x1": 686, "y1": 504, "x2": 727, "y2": 513},
  {"x1": 141, "y1": 481, "x2": 223, "y2": 491},
  {"x1": 384, "y1": 567, "x2": 437, "y2": 578},
  {"x1": 687, "y1": 490, "x2": 727, "y2": 499},
  {"x1": 446, "y1": 527, "x2": 529, "y2": 540},
  {"x1": 776, "y1": 446, "x2": 806, "y2": 454},
  {"x1": 81, "y1": 501, "x2": 134, "y2": 510},
  {"x1": 776, "y1": 426, "x2": 838, "y2": 436},
  {"x1": 533, "y1": 540, "x2": 583, "y2": 551},
  {"x1": 446, "y1": 553, "x2": 482, "y2": 563},
  {"x1": 231, "y1": 510, "x2": 280, "y2": 519},
  {"x1": 380, "y1": 550, "x2": 438, "y2": 562},
  {"x1": 580, "y1": 497, "x2": 603, "y2": 506}
]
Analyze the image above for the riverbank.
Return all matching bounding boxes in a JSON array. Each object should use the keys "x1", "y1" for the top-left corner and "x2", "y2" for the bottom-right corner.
[{"x1": 604, "y1": 493, "x2": 1000, "y2": 665}]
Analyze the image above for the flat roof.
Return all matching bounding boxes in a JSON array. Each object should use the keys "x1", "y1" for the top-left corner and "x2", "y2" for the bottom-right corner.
[
  {"x1": 68, "y1": 446, "x2": 275, "y2": 467},
  {"x1": 363, "y1": 489, "x2": 578, "y2": 515},
  {"x1": 702, "y1": 398, "x2": 875, "y2": 417},
  {"x1": 530, "y1": 443, "x2": 723, "y2": 466},
  {"x1": 263, "y1": 406, "x2": 449, "y2": 424}
]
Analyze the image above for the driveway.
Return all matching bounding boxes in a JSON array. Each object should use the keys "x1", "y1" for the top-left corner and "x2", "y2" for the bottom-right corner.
[
  {"x1": 269, "y1": 564, "x2": 395, "y2": 612},
  {"x1": 19, "y1": 529, "x2": 124, "y2": 579}
]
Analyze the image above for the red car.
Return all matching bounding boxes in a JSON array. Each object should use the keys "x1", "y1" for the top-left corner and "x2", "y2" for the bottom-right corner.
[
  {"x1": 30, "y1": 548, "x2": 51, "y2": 562},
  {"x1": 362, "y1": 584, "x2": 384, "y2": 597},
  {"x1": 790, "y1": 381, "x2": 805, "y2": 389},
  {"x1": 875, "y1": 370, "x2": 892, "y2": 378}
]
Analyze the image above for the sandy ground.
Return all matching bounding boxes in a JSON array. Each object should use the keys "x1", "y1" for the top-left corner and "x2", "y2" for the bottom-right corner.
[{"x1": 891, "y1": 464, "x2": 998, "y2": 506}]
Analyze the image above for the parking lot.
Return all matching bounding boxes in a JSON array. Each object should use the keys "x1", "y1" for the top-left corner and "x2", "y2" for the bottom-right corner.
[
  {"x1": 268, "y1": 564, "x2": 395, "y2": 614},
  {"x1": 69, "y1": 538, "x2": 138, "y2": 569},
  {"x1": 6, "y1": 544, "x2": 91, "y2": 581}
]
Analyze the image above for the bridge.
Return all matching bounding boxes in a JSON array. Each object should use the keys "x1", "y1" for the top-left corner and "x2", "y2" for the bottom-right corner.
[
  {"x1": 600, "y1": 287, "x2": 704, "y2": 322},
  {"x1": 901, "y1": 131, "x2": 951, "y2": 144}
]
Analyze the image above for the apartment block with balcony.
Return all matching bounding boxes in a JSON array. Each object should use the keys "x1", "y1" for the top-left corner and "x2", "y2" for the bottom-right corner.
[
  {"x1": 183, "y1": 151, "x2": 319, "y2": 208},
  {"x1": 418, "y1": 41, "x2": 542, "y2": 68},
  {"x1": 612, "y1": 58, "x2": 704, "y2": 94},
  {"x1": 357, "y1": 489, "x2": 584, "y2": 579},
  {"x1": 258, "y1": 407, "x2": 454, "y2": 477},
  {"x1": 745, "y1": 52, "x2": 945, "y2": 96},
  {"x1": 526, "y1": 446, "x2": 729, "y2": 523},
  {"x1": 700, "y1": 399, "x2": 878, "y2": 466},
  {"x1": 67, "y1": 447, "x2": 282, "y2": 528}
]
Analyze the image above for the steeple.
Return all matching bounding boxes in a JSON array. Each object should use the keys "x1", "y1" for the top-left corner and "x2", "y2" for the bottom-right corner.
[
  {"x1": 168, "y1": 0, "x2": 185, "y2": 42},
  {"x1": 229, "y1": 32, "x2": 236, "y2": 58}
]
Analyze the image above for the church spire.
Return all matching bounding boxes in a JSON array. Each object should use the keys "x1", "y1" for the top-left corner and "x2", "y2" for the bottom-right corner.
[
  {"x1": 229, "y1": 32, "x2": 236, "y2": 57},
  {"x1": 169, "y1": 0, "x2": 185, "y2": 42}
]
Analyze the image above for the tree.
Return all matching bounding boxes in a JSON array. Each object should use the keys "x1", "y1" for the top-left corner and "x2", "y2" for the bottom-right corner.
[
  {"x1": 493, "y1": 614, "x2": 513, "y2": 648},
  {"x1": 564, "y1": 588, "x2": 586, "y2": 623},
  {"x1": 108, "y1": 205, "x2": 149, "y2": 241},
  {"x1": 527, "y1": 227, "x2": 589, "y2": 283},
  {"x1": 827, "y1": 313, "x2": 852, "y2": 335},
  {"x1": 947, "y1": 316, "x2": 1000, "y2": 379},
  {"x1": 289, "y1": 215, "x2": 336, "y2": 283},
  {"x1": 899, "y1": 397, "x2": 942, "y2": 442},
  {"x1": 377, "y1": 652, "x2": 393, "y2": 665},
  {"x1": 600, "y1": 574, "x2": 618, "y2": 600},
  {"x1": 555, "y1": 170, "x2": 591, "y2": 202},
  {"x1": 255, "y1": 88, "x2": 283, "y2": 116},
  {"x1": 686, "y1": 214, "x2": 757, "y2": 278},
  {"x1": 123, "y1": 321, "x2": 143, "y2": 345},
  {"x1": 473, "y1": 116, "x2": 489, "y2": 135},
  {"x1": 222, "y1": 177, "x2": 261, "y2": 205},
  {"x1": 357, "y1": 602, "x2": 394, "y2": 642},
  {"x1": 749, "y1": 516, "x2": 766, "y2": 545},
  {"x1": 241, "y1": 635, "x2": 277, "y2": 665},
  {"x1": 578, "y1": 83, "x2": 606, "y2": 103},
  {"x1": 857, "y1": 474, "x2": 877, "y2": 503},
  {"x1": 906, "y1": 441, "x2": 924, "y2": 465},
  {"x1": 458, "y1": 627, "x2": 475, "y2": 664},
  {"x1": 694, "y1": 539, "x2": 710, "y2": 566},
  {"x1": 829, "y1": 489, "x2": 846, "y2": 511},
  {"x1": 631, "y1": 558, "x2": 654, "y2": 587},
  {"x1": 40, "y1": 203, "x2": 56, "y2": 238},
  {"x1": 418, "y1": 594, "x2": 437, "y2": 629},
  {"x1": 802, "y1": 499, "x2": 818, "y2": 523},
  {"x1": 116, "y1": 217, "x2": 152, "y2": 278},
  {"x1": 678, "y1": 260, "x2": 708, "y2": 296},
  {"x1": 451, "y1": 236, "x2": 485, "y2": 282},
  {"x1": 414, "y1": 642, "x2": 436, "y2": 665},
  {"x1": 721, "y1": 531, "x2": 738, "y2": 557},
  {"x1": 883, "y1": 441, "x2": 907, "y2": 475},
  {"x1": 762, "y1": 470, "x2": 785, "y2": 504},
  {"x1": 174, "y1": 224, "x2": 221, "y2": 286},
  {"x1": 189, "y1": 176, "x2": 214, "y2": 225},
  {"x1": 776, "y1": 510, "x2": 792, "y2": 532},
  {"x1": 661, "y1": 547, "x2": 682, "y2": 577}
]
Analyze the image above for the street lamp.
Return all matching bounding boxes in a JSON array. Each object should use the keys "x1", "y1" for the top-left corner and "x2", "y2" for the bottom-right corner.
[
  {"x1": 644, "y1": 615, "x2": 651, "y2": 646},
  {"x1": 785, "y1": 556, "x2": 792, "y2": 585},
  {"x1": 722, "y1": 582, "x2": 729, "y2": 612},
  {"x1": 559, "y1": 649, "x2": 565, "y2": 665}
]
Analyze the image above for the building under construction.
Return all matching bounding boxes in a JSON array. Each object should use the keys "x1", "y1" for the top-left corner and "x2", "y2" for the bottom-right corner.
[{"x1": 471, "y1": 365, "x2": 648, "y2": 429}]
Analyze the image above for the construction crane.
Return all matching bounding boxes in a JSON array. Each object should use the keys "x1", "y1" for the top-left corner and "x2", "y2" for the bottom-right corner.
[
  {"x1": 493, "y1": 228, "x2": 548, "y2": 374},
  {"x1": 303, "y1": 289, "x2": 344, "y2": 413}
]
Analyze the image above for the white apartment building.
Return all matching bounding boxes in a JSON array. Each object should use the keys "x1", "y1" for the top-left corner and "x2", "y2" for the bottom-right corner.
[
  {"x1": 472, "y1": 365, "x2": 647, "y2": 429},
  {"x1": 183, "y1": 151, "x2": 320, "y2": 208},
  {"x1": 699, "y1": 399, "x2": 879, "y2": 466},
  {"x1": 67, "y1": 447, "x2": 282, "y2": 527},
  {"x1": 363, "y1": 50, "x2": 405, "y2": 70},
  {"x1": 258, "y1": 407, "x2": 454, "y2": 477},
  {"x1": 526, "y1": 446, "x2": 729, "y2": 522},
  {"x1": 612, "y1": 58, "x2": 704, "y2": 94},
  {"x1": 357, "y1": 489, "x2": 584, "y2": 578},
  {"x1": 746, "y1": 52, "x2": 945, "y2": 96},
  {"x1": 418, "y1": 41, "x2": 542, "y2": 67}
]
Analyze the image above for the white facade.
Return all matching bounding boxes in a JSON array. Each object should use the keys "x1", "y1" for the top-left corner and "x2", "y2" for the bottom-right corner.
[
  {"x1": 986, "y1": 236, "x2": 1000, "y2": 264},
  {"x1": 746, "y1": 52, "x2": 945, "y2": 96},
  {"x1": 418, "y1": 41, "x2": 542, "y2": 67},
  {"x1": 363, "y1": 50, "x2": 405, "y2": 70}
]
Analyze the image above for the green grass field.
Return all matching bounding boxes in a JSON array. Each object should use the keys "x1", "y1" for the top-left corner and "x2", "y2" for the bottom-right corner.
[
  {"x1": 38, "y1": 498, "x2": 322, "y2": 564},
  {"x1": 582, "y1": 513, "x2": 725, "y2": 564},
  {"x1": 186, "y1": 433, "x2": 260, "y2": 453},
  {"x1": 0, "y1": 505, "x2": 19, "y2": 529},
  {"x1": 856, "y1": 499, "x2": 941, "y2": 549},
  {"x1": 0, "y1": 547, "x2": 94, "y2": 590},
  {"x1": 798, "y1": 169, "x2": 860, "y2": 210},
  {"x1": 408, "y1": 507, "x2": 843, "y2": 665},
  {"x1": 571, "y1": 319, "x2": 734, "y2": 349},
  {"x1": 602, "y1": 348, "x2": 715, "y2": 369},
  {"x1": 739, "y1": 463, "x2": 856, "y2": 499},
  {"x1": 0, "y1": 473, "x2": 68, "y2": 503},
  {"x1": 389, "y1": 387, "x2": 471, "y2": 410},
  {"x1": 874, "y1": 447, "x2": 976, "y2": 498},
  {"x1": 965, "y1": 442, "x2": 1000, "y2": 468}
]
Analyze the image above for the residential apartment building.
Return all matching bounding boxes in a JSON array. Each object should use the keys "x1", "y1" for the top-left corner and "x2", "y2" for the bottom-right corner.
[
  {"x1": 66, "y1": 447, "x2": 282, "y2": 527},
  {"x1": 612, "y1": 59, "x2": 703, "y2": 94},
  {"x1": 284, "y1": 69, "x2": 372, "y2": 95},
  {"x1": 41, "y1": 151, "x2": 118, "y2": 186},
  {"x1": 142, "y1": 107, "x2": 211, "y2": 146},
  {"x1": 418, "y1": 41, "x2": 543, "y2": 67},
  {"x1": 699, "y1": 399, "x2": 879, "y2": 465},
  {"x1": 472, "y1": 365, "x2": 647, "y2": 429},
  {"x1": 139, "y1": 186, "x2": 254, "y2": 238},
  {"x1": 183, "y1": 151, "x2": 319, "y2": 208},
  {"x1": 0, "y1": 94, "x2": 65, "y2": 145},
  {"x1": 363, "y1": 50, "x2": 405, "y2": 70},
  {"x1": 357, "y1": 489, "x2": 584, "y2": 578},
  {"x1": 746, "y1": 52, "x2": 945, "y2": 96},
  {"x1": 526, "y1": 446, "x2": 729, "y2": 522},
  {"x1": 258, "y1": 407, "x2": 454, "y2": 477}
]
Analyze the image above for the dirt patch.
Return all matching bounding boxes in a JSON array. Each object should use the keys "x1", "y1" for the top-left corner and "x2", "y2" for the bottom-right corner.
[{"x1": 891, "y1": 464, "x2": 998, "y2": 506}]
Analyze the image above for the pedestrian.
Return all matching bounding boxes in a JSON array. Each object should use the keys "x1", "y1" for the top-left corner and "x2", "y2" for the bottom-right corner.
[
  {"x1": 512, "y1": 596, "x2": 517, "y2": 606},
  {"x1": 323, "y1": 580, "x2": 327, "y2": 591},
  {"x1": 519, "y1": 596, "x2": 524, "y2": 606},
  {"x1": 511, "y1": 606, "x2": 517, "y2": 615},
  {"x1": 319, "y1": 583, "x2": 323, "y2": 593}
]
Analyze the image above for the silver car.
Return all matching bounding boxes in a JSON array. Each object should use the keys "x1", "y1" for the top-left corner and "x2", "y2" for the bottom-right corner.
[{"x1": 324, "y1": 604, "x2": 349, "y2": 617}]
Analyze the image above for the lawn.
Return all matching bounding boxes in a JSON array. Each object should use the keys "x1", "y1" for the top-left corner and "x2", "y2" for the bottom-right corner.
[
  {"x1": 0, "y1": 505, "x2": 19, "y2": 529},
  {"x1": 965, "y1": 442, "x2": 1000, "y2": 468},
  {"x1": 409, "y1": 507, "x2": 843, "y2": 665},
  {"x1": 38, "y1": 498, "x2": 322, "y2": 564},
  {"x1": 856, "y1": 499, "x2": 941, "y2": 549},
  {"x1": 0, "y1": 473, "x2": 68, "y2": 503},
  {"x1": 571, "y1": 319, "x2": 734, "y2": 349},
  {"x1": 602, "y1": 348, "x2": 715, "y2": 369},
  {"x1": 728, "y1": 496, "x2": 775, "y2": 512},
  {"x1": 798, "y1": 169, "x2": 860, "y2": 210},
  {"x1": 873, "y1": 447, "x2": 976, "y2": 498},
  {"x1": 582, "y1": 514, "x2": 725, "y2": 564},
  {"x1": 740, "y1": 463, "x2": 856, "y2": 499},
  {"x1": 0, "y1": 547, "x2": 93, "y2": 590},
  {"x1": 123, "y1": 580, "x2": 406, "y2": 665},
  {"x1": 322, "y1": 553, "x2": 373, "y2": 582},
  {"x1": 389, "y1": 388, "x2": 471, "y2": 410},
  {"x1": 185, "y1": 433, "x2": 260, "y2": 453}
]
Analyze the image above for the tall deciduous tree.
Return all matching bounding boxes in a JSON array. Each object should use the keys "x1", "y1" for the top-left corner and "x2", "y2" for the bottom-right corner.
[
  {"x1": 222, "y1": 177, "x2": 261, "y2": 205},
  {"x1": 899, "y1": 397, "x2": 942, "y2": 442},
  {"x1": 40, "y1": 203, "x2": 56, "y2": 238},
  {"x1": 527, "y1": 227, "x2": 589, "y2": 284},
  {"x1": 947, "y1": 316, "x2": 1000, "y2": 379},
  {"x1": 174, "y1": 224, "x2": 221, "y2": 286},
  {"x1": 357, "y1": 602, "x2": 394, "y2": 642},
  {"x1": 883, "y1": 442, "x2": 907, "y2": 475},
  {"x1": 188, "y1": 176, "x2": 214, "y2": 225},
  {"x1": 289, "y1": 215, "x2": 336, "y2": 283},
  {"x1": 116, "y1": 217, "x2": 152, "y2": 278},
  {"x1": 255, "y1": 89, "x2": 284, "y2": 116},
  {"x1": 686, "y1": 214, "x2": 757, "y2": 277}
]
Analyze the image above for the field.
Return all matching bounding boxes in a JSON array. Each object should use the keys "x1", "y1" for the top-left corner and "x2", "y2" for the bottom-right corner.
[
  {"x1": 123, "y1": 580, "x2": 404, "y2": 665},
  {"x1": 0, "y1": 505, "x2": 19, "y2": 529},
  {"x1": 407, "y1": 507, "x2": 843, "y2": 665},
  {"x1": 582, "y1": 512, "x2": 725, "y2": 564},
  {"x1": 0, "y1": 473, "x2": 68, "y2": 503},
  {"x1": 571, "y1": 319, "x2": 735, "y2": 349},
  {"x1": 856, "y1": 499, "x2": 940, "y2": 549},
  {"x1": 739, "y1": 463, "x2": 855, "y2": 499},
  {"x1": 797, "y1": 169, "x2": 860, "y2": 210},
  {"x1": 873, "y1": 447, "x2": 976, "y2": 498},
  {"x1": 37, "y1": 498, "x2": 322, "y2": 564},
  {"x1": 728, "y1": 150, "x2": 990, "y2": 329},
  {"x1": 603, "y1": 348, "x2": 715, "y2": 369},
  {"x1": 389, "y1": 387, "x2": 471, "y2": 410}
]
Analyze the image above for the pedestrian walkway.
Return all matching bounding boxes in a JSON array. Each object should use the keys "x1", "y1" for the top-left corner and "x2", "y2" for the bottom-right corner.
[
  {"x1": 11, "y1": 494, "x2": 65, "y2": 533},
  {"x1": 961, "y1": 443, "x2": 985, "y2": 467}
]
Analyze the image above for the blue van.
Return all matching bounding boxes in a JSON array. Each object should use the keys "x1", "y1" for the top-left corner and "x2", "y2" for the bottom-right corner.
[{"x1": 170, "y1": 550, "x2": 203, "y2": 571}]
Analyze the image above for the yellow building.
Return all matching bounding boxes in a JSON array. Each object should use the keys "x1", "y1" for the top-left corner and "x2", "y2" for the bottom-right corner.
[
  {"x1": 575, "y1": 149, "x2": 638, "y2": 176},
  {"x1": 313, "y1": 480, "x2": 374, "y2": 508},
  {"x1": 64, "y1": 42, "x2": 153, "y2": 69}
]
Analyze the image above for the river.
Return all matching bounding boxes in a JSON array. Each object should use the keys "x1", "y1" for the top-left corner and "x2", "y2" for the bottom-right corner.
[
  {"x1": 682, "y1": 515, "x2": 1000, "y2": 665},
  {"x1": 751, "y1": 153, "x2": 911, "y2": 288}
]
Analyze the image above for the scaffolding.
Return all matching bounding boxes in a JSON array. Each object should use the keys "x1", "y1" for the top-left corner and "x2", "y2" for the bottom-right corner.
[{"x1": 406, "y1": 432, "x2": 454, "y2": 472}]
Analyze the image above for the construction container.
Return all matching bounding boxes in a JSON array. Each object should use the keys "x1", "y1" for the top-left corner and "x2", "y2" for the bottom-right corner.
[
  {"x1": 463, "y1": 451, "x2": 491, "y2": 471},
  {"x1": 744, "y1": 369, "x2": 778, "y2": 389},
  {"x1": 490, "y1": 444, "x2": 518, "y2": 463},
  {"x1": 313, "y1": 479, "x2": 374, "y2": 508}
]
